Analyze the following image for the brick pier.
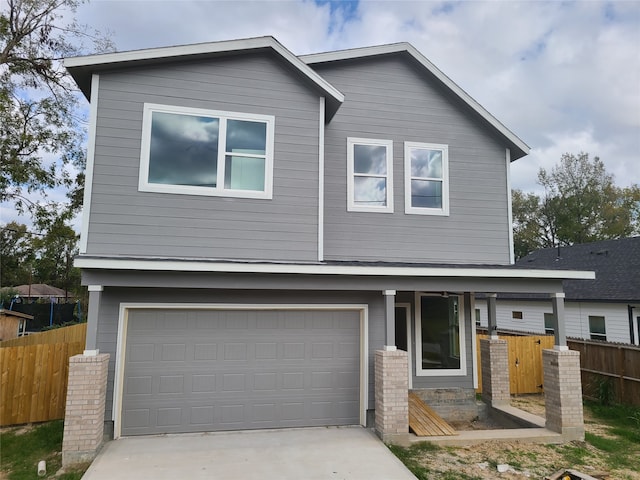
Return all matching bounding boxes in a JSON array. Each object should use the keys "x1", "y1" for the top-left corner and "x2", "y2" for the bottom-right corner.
[
  {"x1": 543, "y1": 349, "x2": 584, "y2": 441},
  {"x1": 62, "y1": 353, "x2": 110, "y2": 466},
  {"x1": 375, "y1": 349, "x2": 408, "y2": 441},
  {"x1": 480, "y1": 338, "x2": 510, "y2": 407}
]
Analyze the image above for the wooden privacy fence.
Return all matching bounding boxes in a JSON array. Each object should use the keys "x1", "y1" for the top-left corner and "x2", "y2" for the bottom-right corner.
[
  {"x1": 476, "y1": 333, "x2": 555, "y2": 395},
  {"x1": 0, "y1": 323, "x2": 86, "y2": 426},
  {"x1": 567, "y1": 339, "x2": 640, "y2": 406},
  {"x1": 1, "y1": 323, "x2": 87, "y2": 347}
]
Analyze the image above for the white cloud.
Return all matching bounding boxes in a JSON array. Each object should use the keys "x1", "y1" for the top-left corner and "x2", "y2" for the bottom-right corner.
[{"x1": 63, "y1": 0, "x2": 637, "y2": 197}]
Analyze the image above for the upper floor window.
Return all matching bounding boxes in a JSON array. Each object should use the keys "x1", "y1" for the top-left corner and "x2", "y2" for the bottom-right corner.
[
  {"x1": 347, "y1": 138, "x2": 393, "y2": 213},
  {"x1": 139, "y1": 104, "x2": 275, "y2": 199},
  {"x1": 404, "y1": 142, "x2": 449, "y2": 216},
  {"x1": 589, "y1": 315, "x2": 607, "y2": 341},
  {"x1": 512, "y1": 311, "x2": 523, "y2": 320}
]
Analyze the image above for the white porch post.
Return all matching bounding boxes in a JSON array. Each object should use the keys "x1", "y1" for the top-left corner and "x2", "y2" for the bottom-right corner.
[
  {"x1": 84, "y1": 285, "x2": 103, "y2": 355},
  {"x1": 551, "y1": 293, "x2": 568, "y2": 350},
  {"x1": 383, "y1": 290, "x2": 396, "y2": 350},
  {"x1": 487, "y1": 293, "x2": 498, "y2": 339}
]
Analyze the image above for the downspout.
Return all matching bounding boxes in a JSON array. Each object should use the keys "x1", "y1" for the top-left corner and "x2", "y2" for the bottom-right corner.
[{"x1": 629, "y1": 305, "x2": 636, "y2": 345}]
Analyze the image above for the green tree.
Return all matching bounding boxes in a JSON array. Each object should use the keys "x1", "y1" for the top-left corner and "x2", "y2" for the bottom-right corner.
[
  {"x1": 0, "y1": 0, "x2": 112, "y2": 221},
  {"x1": 0, "y1": 221, "x2": 35, "y2": 287},
  {"x1": 31, "y1": 217, "x2": 79, "y2": 298},
  {"x1": 513, "y1": 152, "x2": 640, "y2": 258}
]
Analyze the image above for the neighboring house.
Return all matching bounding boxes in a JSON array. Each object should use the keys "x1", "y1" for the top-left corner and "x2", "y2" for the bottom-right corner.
[
  {"x1": 64, "y1": 36, "x2": 592, "y2": 440},
  {"x1": 476, "y1": 237, "x2": 640, "y2": 345},
  {"x1": 8, "y1": 284, "x2": 70, "y2": 302},
  {"x1": 0, "y1": 309, "x2": 31, "y2": 341}
]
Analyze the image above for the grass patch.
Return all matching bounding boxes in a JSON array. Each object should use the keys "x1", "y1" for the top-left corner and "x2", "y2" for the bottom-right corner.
[
  {"x1": 553, "y1": 441, "x2": 589, "y2": 466},
  {"x1": 0, "y1": 420, "x2": 89, "y2": 480},
  {"x1": 387, "y1": 444, "x2": 435, "y2": 479},
  {"x1": 388, "y1": 442, "x2": 482, "y2": 480},
  {"x1": 584, "y1": 401, "x2": 640, "y2": 471}
]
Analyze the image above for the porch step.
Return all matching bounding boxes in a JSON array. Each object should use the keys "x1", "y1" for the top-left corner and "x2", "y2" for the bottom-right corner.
[{"x1": 408, "y1": 392, "x2": 457, "y2": 436}]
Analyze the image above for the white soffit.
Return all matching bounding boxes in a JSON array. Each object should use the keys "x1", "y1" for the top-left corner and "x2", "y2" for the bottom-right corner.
[{"x1": 74, "y1": 257, "x2": 595, "y2": 281}]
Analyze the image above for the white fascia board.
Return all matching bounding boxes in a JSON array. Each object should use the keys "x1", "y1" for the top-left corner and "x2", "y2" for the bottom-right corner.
[
  {"x1": 73, "y1": 257, "x2": 595, "y2": 280},
  {"x1": 301, "y1": 43, "x2": 529, "y2": 158},
  {"x1": 64, "y1": 36, "x2": 344, "y2": 105}
]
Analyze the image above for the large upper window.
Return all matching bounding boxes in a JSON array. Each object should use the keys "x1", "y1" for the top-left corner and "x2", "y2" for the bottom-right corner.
[
  {"x1": 139, "y1": 104, "x2": 275, "y2": 199},
  {"x1": 347, "y1": 138, "x2": 393, "y2": 213},
  {"x1": 404, "y1": 142, "x2": 449, "y2": 215},
  {"x1": 415, "y1": 294, "x2": 466, "y2": 376}
]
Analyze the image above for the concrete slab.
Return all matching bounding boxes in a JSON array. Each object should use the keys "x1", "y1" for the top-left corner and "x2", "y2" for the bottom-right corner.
[{"x1": 81, "y1": 426, "x2": 417, "y2": 480}]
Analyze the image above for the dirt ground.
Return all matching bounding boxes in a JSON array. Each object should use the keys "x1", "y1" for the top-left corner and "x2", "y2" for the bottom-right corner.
[{"x1": 409, "y1": 395, "x2": 640, "y2": 480}]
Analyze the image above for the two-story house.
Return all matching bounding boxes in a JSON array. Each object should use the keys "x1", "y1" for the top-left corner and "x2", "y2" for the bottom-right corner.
[{"x1": 64, "y1": 36, "x2": 593, "y2": 443}]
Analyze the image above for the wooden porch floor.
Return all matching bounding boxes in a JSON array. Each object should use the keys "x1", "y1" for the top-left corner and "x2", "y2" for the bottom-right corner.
[{"x1": 408, "y1": 392, "x2": 458, "y2": 436}]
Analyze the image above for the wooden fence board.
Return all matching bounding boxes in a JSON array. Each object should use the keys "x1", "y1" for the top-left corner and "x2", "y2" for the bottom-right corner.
[
  {"x1": 0, "y1": 328, "x2": 85, "y2": 426},
  {"x1": 475, "y1": 333, "x2": 640, "y2": 406},
  {"x1": 477, "y1": 333, "x2": 554, "y2": 395},
  {"x1": 0, "y1": 323, "x2": 86, "y2": 347},
  {"x1": 567, "y1": 339, "x2": 640, "y2": 406}
]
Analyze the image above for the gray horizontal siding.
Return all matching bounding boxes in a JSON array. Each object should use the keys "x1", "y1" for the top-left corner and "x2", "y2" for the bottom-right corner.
[
  {"x1": 96, "y1": 286, "x2": 384, "y2": 422},
  {"x1": 314, "y1": 56, "x2": 511, "y2": 264},
  {"x1": 86, "y1": 53, "x2": 321, "y2": 261}
]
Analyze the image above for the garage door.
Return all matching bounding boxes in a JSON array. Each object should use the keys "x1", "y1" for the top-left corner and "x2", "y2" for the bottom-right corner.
[{"x1": 121, "y1": 308, "x2": 361, "y2": 436}]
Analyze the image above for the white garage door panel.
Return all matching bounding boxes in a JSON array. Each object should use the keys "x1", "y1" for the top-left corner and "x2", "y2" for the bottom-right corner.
[{"x1": 121, "y1": 309, "x2": 361, "y2": 436}]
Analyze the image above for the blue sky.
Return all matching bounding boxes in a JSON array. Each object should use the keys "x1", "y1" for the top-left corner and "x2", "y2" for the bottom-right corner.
[{"x1": 2, "y1": 0, "x2": 639, "y2": 229}]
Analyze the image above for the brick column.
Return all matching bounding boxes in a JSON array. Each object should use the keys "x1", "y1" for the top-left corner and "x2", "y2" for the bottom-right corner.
[
  {"x1": 480, "y1": 338, "x2": 510, "y2": 407},
  {"x1": 375, "y1": 349, "x2": 408, "y2": 441},
  {"x1": 62, "y1": 353, "x2": 110, "y2": 466},
  {"x1": 543, "y1": 349, "x2": 584, "y2": 441}
]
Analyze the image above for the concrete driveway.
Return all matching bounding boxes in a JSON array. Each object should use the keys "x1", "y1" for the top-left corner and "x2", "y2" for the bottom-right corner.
[{"x1": 81, "y1": 426, "x2": 417, "y2": 480}]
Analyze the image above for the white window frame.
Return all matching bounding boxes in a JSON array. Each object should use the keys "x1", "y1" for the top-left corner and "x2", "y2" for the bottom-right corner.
[
  {"x1": 347, "y1": 137, "x2": 394, "y2": 213},
  {"x1": 544, "y1": 312, "x2": 555, "y2": 335},
  {"x1": 139, "y1": 103, "x2": 275, "y2": 199},
  {"x1": 404, "y1": 141, "x2": 449, "y2": 216},
  {"x1": 414, "y1": 292, "x2": 467, "y2": 377},
  {"x1": 588, "y1": 315, "x2": 607, "y2": 341}
]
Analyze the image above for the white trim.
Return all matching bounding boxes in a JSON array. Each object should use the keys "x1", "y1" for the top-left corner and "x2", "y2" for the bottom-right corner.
[
  {"x1": 404, "y1": 142, "x2": 449, "y2": 216},
  {"x1": 73, "y1": 256, "x2": 596, "y2": 280},
  {"x1": 395, "y1": 302, "x2": 413, "y2": 389},
  {"x1": 414, "y1": 292, "x2": 467, "y2": 377},
  {"x1": 506, "y1": 148, "x2": 514, "y2": 264},
  {"x1": 87, "y1": 285, "x2": 103, "y2": 292},
  {"x1": 551, "y1": 292, "x2": 566, "y2": 298},
  {"x1": 138, "y1": 103, "x2": 275, "y2": 199},
  {"x1": 301, "y1": 43, "x2": 529, "y2": 158},
  {"x1": 113, "y1": 303, "x2": 368, "y2": 439},
  {"x1": 79, "y1": 74, "x2": 100, "y2": 254},
  {"x1": 65, "y1": 36, "x2": 344, "y2": 105},
  {"x1": 384, "y1": 345, "x2": 397, "y2": 351},
  {"x1": 383, "y1": 290, "x2": 396, "y2": 296},
  {"x1": 346, "y1": 138, "x2": 394, "y2": 213},
  {"x1": 318, "y1": 97, "x2": 325, "y2": 262},
  {"x1": 83, "y1": 349, "x2": 99, "y2": 356}
]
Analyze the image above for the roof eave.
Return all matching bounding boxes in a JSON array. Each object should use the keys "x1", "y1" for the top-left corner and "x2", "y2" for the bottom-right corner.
[
  {"x1": 301, "y1": 42, "x2": 530, "y2": 159},
  {"x1": 74, "y1": 256, "x2": 594, "y2": 280},
  {"x1": 64, "y1": 36, "x2": 345, "y2": 115}
]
